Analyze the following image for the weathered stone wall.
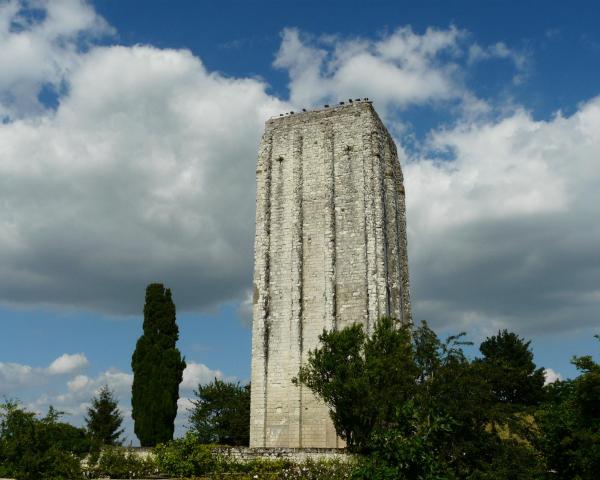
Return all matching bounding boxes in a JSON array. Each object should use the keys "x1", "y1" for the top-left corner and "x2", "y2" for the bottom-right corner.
[
  {"x1": 214, "y1": 446, "x2": 353, "y2": 463},
  {"x1": 250, "y1": 101, "x2": 411, "y2": 448}
]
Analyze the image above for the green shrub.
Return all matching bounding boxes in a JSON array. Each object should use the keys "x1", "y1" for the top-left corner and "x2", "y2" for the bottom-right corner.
[
  {"x1": 153, "y1": 432, "x2": 219, "y2": 476},
  {"x1": 0, "y1": 401, "x2": 85, "y2": 480},
  {"x1": 278, "y1": 459, "x2": 355, "y2": 480},
  {"x1": 201, "y1": 457, "x2": 354, "y2": 480},
  {"x1": 83, "y1": 447, "x2": 158, "y2": 479},
  {"x1": 153, "y1": 433, "x2": 354, "y2": 479}
]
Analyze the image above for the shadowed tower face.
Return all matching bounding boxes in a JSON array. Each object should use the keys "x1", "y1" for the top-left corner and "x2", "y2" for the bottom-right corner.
[{"x1": 250, "y1": 101, "x2": 411, "y2": 448}]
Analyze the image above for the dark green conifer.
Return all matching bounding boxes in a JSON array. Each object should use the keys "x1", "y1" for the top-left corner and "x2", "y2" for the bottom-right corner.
[
  {"x1": 85, "y1": 385, "x2": 124, "y2": 445},
  {"x1": 131, "y1": 283, "x2": 186, "y2": 446},
  {"x1": 478, "y1": 329, "x2": 545, "y2": 406}
]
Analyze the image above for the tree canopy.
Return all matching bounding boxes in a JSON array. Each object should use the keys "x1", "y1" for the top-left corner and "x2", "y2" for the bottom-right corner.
[
  {"x1": 0, "y1": 402, "x2": 89, "y2": 479},
  {"x1": 298, "y1": 318, "x2": 551, "y2": 478},
  {"x1": 188, "y1": 378, "x2": 250, "y2": 446},
  {"x1": 477, "y1": 329, "x2": 546, "y2": 407}
]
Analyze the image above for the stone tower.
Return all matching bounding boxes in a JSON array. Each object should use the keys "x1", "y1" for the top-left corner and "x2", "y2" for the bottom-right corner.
[{"x1": 250, "y1": 101, "x2": 411, "y2": 448}]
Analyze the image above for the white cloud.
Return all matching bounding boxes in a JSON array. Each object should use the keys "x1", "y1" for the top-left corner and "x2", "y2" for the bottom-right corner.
[
  {"x1": 0, "y1": 0, "x2": 598, "y2": 344},
  {"x1": 0, "y1": 352, "x2": 89, "y2": 394},
  {"x1": 0, "y1": 361, "x2": 37, "y2": 394},
  {"x1": 236, "y1": 289, "x2": 253, "y2": 326},
  {"x1": 23, "y1": 366, "x2": 134, "y2": 440},
  {"x1": 406, "y1": 96, "x2": 600, "y2": 335},
  {"x1": 0, "y1": 0, "x2": 112, "y2": 119},
  {"x1": 0, "y1": 40, "x2": 286, "y2": 314},
  {"x1": 48, "y1": 352, "x2": 88, "y2": 375},
  {"x1": 67, "y1": 374, "x2": 91, "y2": 392},
  {"x1": 22, "y1": 361, "x2": 226, "y2": 444},
  {"x1": 467, "y1": 42, "x2": 529, "y2": 84},
  {"x1": 181, "y1": 361, "x2": 223, "y2": 390},
  {"x1": 544, "y1": 368, "x2": 562, "y2": 385},
  {"x1": 274, "y1": 26, "x2": 467, "y2": 111}
]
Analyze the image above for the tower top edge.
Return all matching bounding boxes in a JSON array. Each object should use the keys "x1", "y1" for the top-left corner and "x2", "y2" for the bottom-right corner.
[{"x1": 266, "y1": 100, "x2": 381, "y2": 128}]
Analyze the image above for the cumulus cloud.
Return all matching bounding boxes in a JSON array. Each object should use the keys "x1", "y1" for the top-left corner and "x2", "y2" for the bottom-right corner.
[
  {"x1": 235, "y1": 289, "x2": 253, "y2": 326},
  {"x1": 544, "y1": 368, "x2": 562, "y2": 385},
  {"x1": 0, "y1": 0, "x2": 599, "y2": 343},
  {"x1": 406, "y1": 97, "x2": 600, "y2": 335},
  {"x1": 47, "y1": 352, "x2": 88, "y2": 375},
  {"x1": 467, "y1": 42, "x2": 529, "y2": 84},
  {"x1": 181, "y1": 361, "x2": 223, "y2": 390},
  {"x1": 22, "y1": 361, "x2": 225, "y2": 443},
  {"x1": 274, "y1": 26, "x2": 468, "y2": 111},
  {"x1": 24, "y1": 366, "x2": 135, "y2": 439},
  {"x1": 0, "y1": 352, "x2": 89, "y2": 394},
  {"x1": 0, "y1": 33, "x2": 286, "y2": 314},
  {"x1": 0, "y1": 361, "x2": 37, "y2": 394},
  {"x1": 0, "y1": 0, "x2": 112, "y2": 119}
]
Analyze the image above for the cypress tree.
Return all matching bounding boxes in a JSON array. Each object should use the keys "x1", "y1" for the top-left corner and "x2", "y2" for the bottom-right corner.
[{"x1": 131, "y1": 283, "x2": 186, "y2": 446}]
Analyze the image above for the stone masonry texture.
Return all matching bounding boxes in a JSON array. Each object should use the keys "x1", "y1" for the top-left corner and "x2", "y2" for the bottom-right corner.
[{"x1": 250, "y1": 101, "x2": 411, "y2": 448}]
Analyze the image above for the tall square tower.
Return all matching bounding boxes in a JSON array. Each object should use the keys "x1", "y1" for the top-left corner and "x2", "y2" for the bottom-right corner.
[{"x1": 250, "y1": 101, "x2": 411, "y2": 448}]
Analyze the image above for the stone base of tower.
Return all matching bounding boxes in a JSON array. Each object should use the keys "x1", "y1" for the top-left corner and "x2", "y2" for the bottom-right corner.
[{"x1": 249, "y1": 393, "x2": 346, "y2": 448}]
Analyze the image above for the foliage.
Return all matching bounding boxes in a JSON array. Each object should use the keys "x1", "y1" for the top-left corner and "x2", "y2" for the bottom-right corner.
[
  {"x1": 298, "y1": 319, "x2": 548, "y2": 478},
  {"x1": 352, "y1": 400, "x2": 456, "y2": 480},
  {"x1": 297, "y1": 317, "x2": 416, "y2": 450},
  {"x1": 83, "y1": 446, "x2": 158, "y2": 479},
  {"x1": 189, "y1": 378, "x2": 251, "y2": 445},
  {"x1": 272, "y1": 459, "x2": 355, "y2": 480},
  {"x1": 0, "y1": 401, "x2": 85, "y2": 480},
  {"x1": 476, "y1": 329, "x2": 545, "y2": 407},
  {"x1": 131, "y1": 283, "x2": 186, "y2": 446},
  {"x1": 535, "y1": 335, "x2": 600, "y2": 480},
  {"x1": 154, "y1": 432, "x2": 219, "y2": 476},
  {"x1": 154, "y1": 433, "x2": 354, "y2": 479},
  {"x1": 85, "y1": 385, "x2": 124, "y2": 446}
]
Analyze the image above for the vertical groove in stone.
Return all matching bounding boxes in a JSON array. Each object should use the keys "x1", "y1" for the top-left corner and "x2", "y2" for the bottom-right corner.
[
  {"x1": 252, "y1": 134, "x2": 272, "y2": 447},
  {"x1": 395, "y1": 157, "x2": 412, "y2": 324},
  {"x1": 361, "y1": 132, "x2": 370, "y2": 328},
  {"x1": 387, "y1": 137, "x2": 404, "y2": 322},
  {"x1": 324, "y1": 129, "x2": 337, "y2": 332},
  {"x1": 290, "y1": 132, "x2": 304, "y2": 447},
  {"x1": 363, "y1": 132, "x2": 378, "y2": 333},
  {"x1": 373, "y1": 131, "x2": 391, "y2": 318},
  {"x1": 391, "y1": 147, "x2": 403, "y2": 321},
  {"x1": 369, "y1": 131, "x2": 387, "y2": 328}
]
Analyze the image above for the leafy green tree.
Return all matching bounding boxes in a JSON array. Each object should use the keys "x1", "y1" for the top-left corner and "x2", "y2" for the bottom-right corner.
[
  {"x1": 572, "y1": 336, "x2": 600, "y2": 424},
  {"x1": 188, "y1": 379, "x2": 250, "y2": 445},
  {"x1": 131, "y1": 283, "x2": 186, "y2": 446},
  {"x1": 299, "y1": 319, "x2": 545, "y2": 478},
  {"x1": 0, "y1": 401, "x2": 85, "y2": 479},
  {"x1": 85, "y1": 385, "x2": 124, "y2": 446},
  {"x1": 535, "y1": 336, "x2": 600, "y2": 479},
  {"x1": 477, "y1": 329, "x2": 545, "y2": 407},
  {"x1": 297, "y1": 322, "x2": 368, "y2": 448},
  {"x1": 297, "y1": 317, "x2": 416, "y2": 450}
]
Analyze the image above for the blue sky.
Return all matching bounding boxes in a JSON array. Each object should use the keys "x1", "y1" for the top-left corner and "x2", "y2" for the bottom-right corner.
[{"x1": 1, "y1": 0, "x2": 599, "y2": 444}]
